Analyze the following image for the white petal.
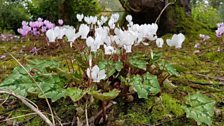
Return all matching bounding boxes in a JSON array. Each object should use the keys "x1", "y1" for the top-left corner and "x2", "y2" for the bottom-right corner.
[
  {"x1": 46, "y1": 29, "x2": 56, "y2": 42},
  {"x1": 98, "y1": 70, "x2": 106, "y2": 80},
  {"x1": 86, "y1": 37, "x2": 94, "y2": 47},
  {"x1": 156, "y1": 38, "x2": 164, "y2": 48}
]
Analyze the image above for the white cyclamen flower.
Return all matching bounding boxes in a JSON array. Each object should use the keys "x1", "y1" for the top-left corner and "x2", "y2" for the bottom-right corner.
[
  {"x1": 108, "y1": 18, "x2": 115, "y2": 29},
  {"x1": 104, "y1": 44, "x2": 116, "y2": 55},
  {"x1": 77, "y1": 14, "x2": 84, "y2": 22},
  {"x1": 126, "y1": 15, "x2": 133, "y2": 23},
  {"x1": 86, "y1": 36, "x2": 102, "y2": 52},
  {"x1": 78, "y1": 24, "x2": 90, "y2": 39},
  {"x1": 64, "y1": 27, "x2": 79, "y2": 47},
  {"x1": 166, "y1": 33, "x2": 185, "y2": 48},
  {"x1": 86, "y1": 65, "x2": 106, "y2": 83},
  {"x1": 111, "y1": 13, "x2": 119, "y2": 22},
  {"x1": 101, "y1": 16, "x2": 108, "y2": 24},
  {"x1": 55, "y1": 26, "x2": 67, "y2": 40},
  {"x1": 156, "y1": 38, "x2": 164, "y2": 48},
  {"x1": 84, "y1": 16, "x2": 91, "y2": 24},
  {"x1": 89, "y1": 16, "x2": 98, "y2": 24},
  {"x1": 46, "y1": 29, "x2": 57, "y2": 42},
  {"x1": 117, "y1": 30, "x2": 137, "y2": 53}
]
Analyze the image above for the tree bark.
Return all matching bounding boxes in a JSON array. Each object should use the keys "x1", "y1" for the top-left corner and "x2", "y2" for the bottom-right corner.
[{"x1": 120, "y1": 0, "x2": 192, "y2": 35}]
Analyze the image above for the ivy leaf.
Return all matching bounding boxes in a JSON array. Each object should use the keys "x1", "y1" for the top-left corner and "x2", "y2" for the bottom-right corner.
[
  {"x1": 182, "y1": 93, "x2": 216, "y2": 126},
  {"x1": 89, "y1": 89, "x2": 120, "y2": 101},
  {"x1": 66, "y1": 87, "x2": 87, "y2": 102}
]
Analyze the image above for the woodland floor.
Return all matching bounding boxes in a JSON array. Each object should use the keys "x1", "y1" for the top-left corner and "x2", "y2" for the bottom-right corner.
[{"x1": 0, "y1": 34, "x2": 223, "y2": 126}]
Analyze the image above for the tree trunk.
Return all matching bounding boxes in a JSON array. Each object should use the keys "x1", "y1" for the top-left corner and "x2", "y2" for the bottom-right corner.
[{"x1": 119, "y1": 0, "x2": 192, "y2": 35}]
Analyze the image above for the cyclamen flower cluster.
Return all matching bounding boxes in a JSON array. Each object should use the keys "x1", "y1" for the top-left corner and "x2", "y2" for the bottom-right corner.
[
  {"x1": 46, "y1": 14, "x2": 185, "y2": 52},
  {"x1": 45, "y1": 13, "x2": 186, "y2": 82},
  {"x1": 17, "y1": 18, "x2": 56, "y2": 36},
  {"x1": 216, "y1": 22, "x2": 224, "y2": 38}
]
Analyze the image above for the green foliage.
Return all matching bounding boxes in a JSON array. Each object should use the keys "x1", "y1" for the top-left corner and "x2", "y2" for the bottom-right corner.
[
  {"x1": 161, "y1": 94, "x2": 184, "y2": 116},
  {"x1": 192, "y1": 3, "x2": 221, "y2": 28},
  {"x1": 27, "y1": 0, "x2": 101, "y2": 25},
  {"x1": 128, "y1": 72, "x2": 160, "y2": 99},
  {"x1": 90, "y1": 89, "x2": 120, "y2": 101},
  {"x1": 183, "y1": 93, "x2": 216, "y2": 126},
  {"x1": 0, "y1": 0, "x2": 30, "y2": 32},
  {"x1": 128, "y1": 53, "x2": 148, "y2": 71},
  {"x1": 158, "y1": 61, "x2": 179, "y2": 76},
  {"x1": 0, "y1": 60, "x2": 68, "y2": 102},
  {"x1": 66, "y1": 87, "x2": 88, "y2": 102},
  {"x1": 98, "y1": 60, "x2": 123, "y2": 77}
]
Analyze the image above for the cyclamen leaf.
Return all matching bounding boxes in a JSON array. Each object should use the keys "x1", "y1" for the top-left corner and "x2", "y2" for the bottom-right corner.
[
  {"x1": 129, "y1": 73, "x2": 160, "y2": 99},
  {"x1": 0, "y1": 60, "x2": 68, "y2": 102},
  {"x1": 130, "y1": 75, "x2": 147, "y2": 99},
  {"x1": 66, "y1": 87, "x2": 87, "y2": 102},
  {"x1": 143, "y1": 72, "x2": 160, "y2": 95},
  {"x1": 183, "y1": 93, "x2": 216, "y2": 126},
  {"x1": 158, "y1": 61, "x2": 178, "y2": 76},
  {"x1": 98, "y1": 60, "x2": 123, "y2": 77},
  {"x1": 89, "y1": 89, "x2": 120, "y2": 101},
  {"x1": 128, "y1": 53, "x2": 149, "y2": 71},
  {"x1": 129, "y1": 58, "x2": 147, "y2": 70}
]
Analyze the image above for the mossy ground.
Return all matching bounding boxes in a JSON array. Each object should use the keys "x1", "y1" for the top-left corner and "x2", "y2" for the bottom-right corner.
[{"x1": 0, "y1": 33, "x2": 223, "y2": 126}]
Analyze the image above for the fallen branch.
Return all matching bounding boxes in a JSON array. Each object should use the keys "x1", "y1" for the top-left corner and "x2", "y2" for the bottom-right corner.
[
  {"x1": 0, "y1": 90, "x2": 53, "y2": 126},
  {"x1": 193, "y1": 73, "x2": 224, "y2": 82},
  {"x1": 189, "y1": 80, "x2": 224, "y2": 86},
  {"x1": 155, "y1": 0, "x2": 176, "y2": 24}
]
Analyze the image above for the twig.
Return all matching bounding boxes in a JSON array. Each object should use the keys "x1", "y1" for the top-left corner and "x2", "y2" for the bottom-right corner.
[
  {"x1": 0, "y1": 90, "x2": 53, "y2": 126},
  {"x1": 0, "y1": 94, "x2": 9, "y2": 106},
  {"x1": 189, "y1": 80, "x2": 224, "y2": 86},
  {"x1": 155, "y1": 0, "x2": 176, "y2": 24},
  {"x1": 193, "y1": 73, "x2": 224, "y2": 82},
  {"x1": 0, "y1": 113, "x2": 37, "y2": 123},
  {"x1": 7, "y1": 52, "x2": 55, "y2": 125},
  {"x1": 85, "y1": 102, "x2": 89, "y2": 126}
]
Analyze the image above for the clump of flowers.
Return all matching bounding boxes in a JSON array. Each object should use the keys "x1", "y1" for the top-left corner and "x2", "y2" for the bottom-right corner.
[
  {"x1": 17, "y1": 18, "x2": 56, "y2": 37},
  {"x1": 45, "y1": 13, "x2": 185, "y2": 88},
  {"x1": 15, "y1": 13, "x2": 186, "y2": 108}
]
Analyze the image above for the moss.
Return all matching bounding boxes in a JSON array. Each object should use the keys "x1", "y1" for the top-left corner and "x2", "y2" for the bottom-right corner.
[
  {"x1": 0, "y1": 59, "x2": 17, "y2": 82},
  {"x1": 161, "y1": 94, "x2": 184, "y2": 116},
  {"x1": 167, "y1": 5, "x2": 213, "y2": 38}
]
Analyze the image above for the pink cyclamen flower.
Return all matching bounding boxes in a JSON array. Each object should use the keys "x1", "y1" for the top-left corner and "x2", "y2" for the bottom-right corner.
[
  {"x1": 17, "y1": 28, "x2": 29, "y2": 36},
  {"x1": 38, "y1": 17, "x2": 43, "y2": 22},
  {"x1": 44, "y1": 20, "x2": 55, "y2": 29},
  {"x1": 22, "y1": 21, "x2": 28, "y2": 26},
  {"x1": 216, "y1": 22, "x2": 224, "y2": 38},
  {"x1": 58, "y1": 19, "x2": 64, "y2": 25}
]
